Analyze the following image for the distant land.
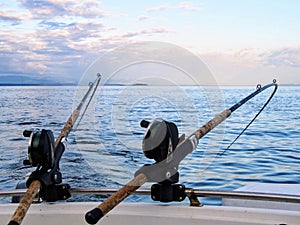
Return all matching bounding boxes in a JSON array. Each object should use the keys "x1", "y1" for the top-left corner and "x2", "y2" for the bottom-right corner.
[
  {"x1": 0, "y1": 75, "x2": 299, "y2": 86},
  {"x1": 0, "y1": 75, "x2": 150, "y2": 86},
  {"x1": 0, "y1": 75, "x2": 76, "y2": 86}
]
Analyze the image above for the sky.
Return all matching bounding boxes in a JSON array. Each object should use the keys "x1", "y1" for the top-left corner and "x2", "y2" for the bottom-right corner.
[{"x1": 0, "y1": 0, "x2": 299, "y2": 85}]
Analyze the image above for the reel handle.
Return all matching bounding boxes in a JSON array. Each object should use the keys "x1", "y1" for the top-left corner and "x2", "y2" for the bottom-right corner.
[
  {"x1": 140, "y1": 120, "x2": 150, "y2": 128},
  {"x1": 23, "y1": 130, "x2": 33, "y2": 138}
]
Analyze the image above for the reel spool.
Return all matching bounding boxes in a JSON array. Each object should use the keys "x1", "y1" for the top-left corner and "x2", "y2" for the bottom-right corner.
[
  {"x1": 24, "y1": 129, "x2": 55, "y2": 170},
  {"x1": 140, "y1": 119, "x2": 179, "y2": 162}
]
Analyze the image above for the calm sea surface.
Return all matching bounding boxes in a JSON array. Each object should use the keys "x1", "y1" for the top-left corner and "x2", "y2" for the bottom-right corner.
[{"x1": 0, "y1": 85, "x2": 299, "y2": 204}]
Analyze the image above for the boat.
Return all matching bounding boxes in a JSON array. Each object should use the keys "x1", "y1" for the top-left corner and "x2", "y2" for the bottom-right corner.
[{"x1": 1, "y1": 183, "x2": 300, "y2": 225}]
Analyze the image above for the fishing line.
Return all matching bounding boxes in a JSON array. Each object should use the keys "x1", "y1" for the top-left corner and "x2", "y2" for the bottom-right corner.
[{"x1": 218, "y1": 79, "x2": 278, "y2": 156}]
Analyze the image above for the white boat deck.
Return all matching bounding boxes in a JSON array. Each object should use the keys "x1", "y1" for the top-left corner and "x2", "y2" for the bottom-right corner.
[
  {"x1": 1, "y1": 183, "x2": 300, "y2": 225},
  {"x1": 1, "y1": 202, "x2": 300, "y2": 225},
  {"x1": 223, "y1": 183, "x2": 300, "y2": 211}
]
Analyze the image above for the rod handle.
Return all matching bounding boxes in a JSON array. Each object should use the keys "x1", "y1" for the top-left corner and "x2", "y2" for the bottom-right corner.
[
  {"x1": 7, "y1": 221, "x2": 19, "y2": 225},
  {"x1": 193, "y1": 109, "x2": 231, "y2": 140},
  {"x1": 85, "y1": 173, "x2": 147, "y2": 224},
  {"x1": 85, "y1": 208, "x2": 103, "y2": 225},
  {"x1": 8, "y1": 180, "x2": 41, "y2": 225}
]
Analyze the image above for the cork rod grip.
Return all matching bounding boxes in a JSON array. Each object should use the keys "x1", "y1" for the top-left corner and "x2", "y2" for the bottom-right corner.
[
  {"x1": 85, "y1": 173, "x2": 148, "y2": 224},
  {"x1": 8, "y1": 180, "x2": 41, "y2": 225}
]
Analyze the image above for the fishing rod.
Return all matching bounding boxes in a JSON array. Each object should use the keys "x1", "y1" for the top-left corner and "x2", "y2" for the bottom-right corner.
[
  {"x1": 85, "y1": 80, "x2": 278, "y2": 225},
  {"x1": 219, "y1": 80, "x2": 278, "y2": 155},
  {"x1": 7, "y1": 74, "x2": 101, "y2": 225},
  {"x1": 73, "y1": 74, "x2": 102, "y2": 132}
]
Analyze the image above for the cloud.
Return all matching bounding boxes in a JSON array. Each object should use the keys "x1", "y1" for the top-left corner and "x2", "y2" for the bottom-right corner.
[
  {"x1": 146, "y1": 4, "x2": 172, "y2": 12},
  {"x1": 121, "y1": 27, "x2": 173, "y2": 38},
  {"x1": 146, "y1": 2, "x2": 202, "y2": 13},
  {"x1": 1, "y1": 1, "x2": 179, "y2": 82},
  {"x1": 0, "y1": 31, "x2": 54, "y2": 76},
  {"x1": 206, "y1": 47, "x2": 300, "y2": 69},
  {"x1": 19, "y1": 0, "x2": 109, "y2": 19},
  {"x1": 138, "y1": 15, "x2": 149, "y2": 21},
  {"x1": 200, "y1": 47, "x2": 300, "y2": 85},
  {"x1": 20, "y1": 0, "x2": 66, "y2": 18},
  {"x1": 264, "y1": 47, "x2": 300, "y2": 68},
  {"x1": 0, "y1": 8, "x2": 28, "y2": 25},
  {"x1": 39, "y1": 20, "x2": 70, "y2": 27},
  {"x1": 38, "y1": 21, "x2": 106, "y2": 42},
  {"x1": 179, "y1": 2, "x2": 202, "y2": 11},
  {"x1": 0, "y1": 18, "x2": 139, "y2": 81},
  {"x1": 0, "y1": 23, "x2": 83, "y2": 76},
  {"x1": 25, "y1": 61, "x2": 48, "y2": 74},
  {"x1": 1, "y1": 1, "x2": 298, "y2": 85},
  {"x1": 0, "y1": 14, "x2": 20, "y2": 25},
  {"x1": 230, "y1": 47, "x2": 300, "y2": 68}
]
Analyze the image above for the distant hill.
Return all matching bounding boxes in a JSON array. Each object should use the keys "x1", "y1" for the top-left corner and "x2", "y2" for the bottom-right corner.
[{"x1": 0, "y1": 75, "x2": 75, "y2": 86}]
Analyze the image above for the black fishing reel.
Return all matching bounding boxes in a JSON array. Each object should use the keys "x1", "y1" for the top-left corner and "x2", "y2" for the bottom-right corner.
[
  {"x1": 21, "y1": 129, "x2": 71, "y2": 202},
  {"x1": 139, "y1": 119, "x2": 186, "y2": 202},
  {"x1": 140, "y1": 119, "x2": 179, "y2": 162},
  {"x1": 23, "y1": 129, "x2": 55, "y2": 170}
]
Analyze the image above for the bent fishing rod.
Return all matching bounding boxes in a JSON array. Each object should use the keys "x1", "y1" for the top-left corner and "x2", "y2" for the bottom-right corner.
[
  {"x1": 85, "y1": 80, "x2": 278, "y2": 225},
  {"x1": 8, "y1": 74, "x2": 101, "y2": 225}
]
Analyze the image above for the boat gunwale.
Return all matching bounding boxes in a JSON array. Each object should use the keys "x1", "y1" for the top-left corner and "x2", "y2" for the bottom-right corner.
[{"x1": 1, "y1": 188, "x2": 300, "y2": 204}]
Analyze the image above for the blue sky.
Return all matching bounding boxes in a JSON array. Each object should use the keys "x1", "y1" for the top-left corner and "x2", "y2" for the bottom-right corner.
[{"x1": 0, "y1": 0, "x2": 299, "y2": 85}]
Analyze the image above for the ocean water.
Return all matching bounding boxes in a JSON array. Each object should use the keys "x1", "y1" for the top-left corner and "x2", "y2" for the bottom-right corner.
[{"x1": 0, "y1": 85, "x2": 299, "y2": 204}]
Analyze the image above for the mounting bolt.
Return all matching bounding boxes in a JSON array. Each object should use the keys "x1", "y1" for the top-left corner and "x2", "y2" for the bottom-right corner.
[{"x1": 166, "y1": 172, "x2": 171, "y2": 179}]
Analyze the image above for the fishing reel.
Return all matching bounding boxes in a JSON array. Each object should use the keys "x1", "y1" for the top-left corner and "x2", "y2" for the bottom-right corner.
[
  {"x1": 21, "y1": 129, "x2": 71, "y2": 202},
  {"x1": 23, "y1": 129, "x2": 55, "y2": 170},
  {"x1": 140, "y1": 119, "x2": 179, "y2": 163},
  {"x1": 138, "y1": 119, "x2": 186, "y2": 202}
]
